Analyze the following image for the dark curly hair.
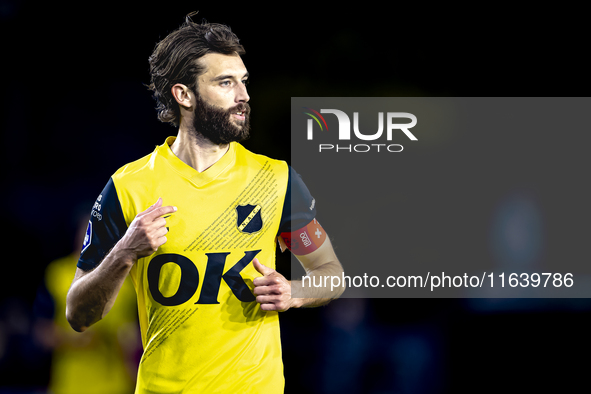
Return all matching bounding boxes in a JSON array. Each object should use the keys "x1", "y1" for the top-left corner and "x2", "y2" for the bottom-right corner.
[{"x1": 147, "y1": 13, "x2": 245, "y2": 126}]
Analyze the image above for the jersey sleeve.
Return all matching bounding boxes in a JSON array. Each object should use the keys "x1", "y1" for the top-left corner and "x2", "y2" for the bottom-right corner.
[
  {"x1": 77, "y1": 178, "x2": 128, "y2": 271},
  {"x1": 278, "y1": 166, "x2": 317, "y2": 234}
]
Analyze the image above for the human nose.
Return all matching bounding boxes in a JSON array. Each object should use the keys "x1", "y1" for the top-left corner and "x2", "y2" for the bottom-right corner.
[{"x1": 235, "y1": 82, "x2": 249, "y2": 103}]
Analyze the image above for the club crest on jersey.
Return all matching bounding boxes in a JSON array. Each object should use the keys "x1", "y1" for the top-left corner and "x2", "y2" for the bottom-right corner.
[{"x1": 235, "y1": 204, "x2": 263, "y2": 234}]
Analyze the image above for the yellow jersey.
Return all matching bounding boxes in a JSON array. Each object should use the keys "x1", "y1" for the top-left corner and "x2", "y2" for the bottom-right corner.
[
  {"x1": 78, "y1": 137, "x2": 316, "y2": 393},
  {"x1": 46, "y1": 253, "x2": 138, "y2": 394}
]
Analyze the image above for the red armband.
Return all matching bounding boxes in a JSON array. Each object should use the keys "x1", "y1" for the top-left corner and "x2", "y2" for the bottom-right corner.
[{"x1": 280, "y1": 219, "x2": 327, "y2": 255}]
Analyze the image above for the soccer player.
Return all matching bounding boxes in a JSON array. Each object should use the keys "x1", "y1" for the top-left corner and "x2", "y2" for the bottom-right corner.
[
  {"x1": 44, "y1": 215, "x2": 139, "y2": 394},
  {"x1": 65, "y1": 14, "x2": 344, "y2": 393}
]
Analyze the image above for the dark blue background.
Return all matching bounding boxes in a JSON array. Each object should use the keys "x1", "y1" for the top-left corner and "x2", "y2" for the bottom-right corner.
[{"x1": 1, "y1": 2, "x2": 589, "y2": 393}]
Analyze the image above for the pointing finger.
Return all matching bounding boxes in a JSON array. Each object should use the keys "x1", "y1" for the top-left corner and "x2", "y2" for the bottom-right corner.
[
  {"x1": 138, "y1": 197, "x2": 163, "y2": 217},
  {"x1": 146, "y1": 205, "x2": 177, "y2": 221}
]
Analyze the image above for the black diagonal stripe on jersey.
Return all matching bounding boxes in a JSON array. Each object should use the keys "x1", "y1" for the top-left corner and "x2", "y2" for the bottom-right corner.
[{"x1": 185, "y1": 161, "x2": 280, "y2": 252}]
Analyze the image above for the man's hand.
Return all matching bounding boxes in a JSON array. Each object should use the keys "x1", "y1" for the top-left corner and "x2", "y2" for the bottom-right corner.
[
  {"x1": 253, "y1": 259, "x2": 296, "y2": 312},
  {"x1": 118, "y1": 197, "x2": 177, "y2": 261},
  {"x1": 66, "y1": 198, "x2": 176, "y2": 332}
]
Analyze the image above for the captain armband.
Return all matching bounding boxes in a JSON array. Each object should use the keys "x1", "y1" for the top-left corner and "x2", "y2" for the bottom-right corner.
[{"x1": 279, "y1": 218, "x2": 327, "y2": 255}]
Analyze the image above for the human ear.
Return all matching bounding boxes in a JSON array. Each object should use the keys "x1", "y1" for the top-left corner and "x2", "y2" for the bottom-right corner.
[{"x1": 171, "y1": 84, "x2": 193, "y2": 109}]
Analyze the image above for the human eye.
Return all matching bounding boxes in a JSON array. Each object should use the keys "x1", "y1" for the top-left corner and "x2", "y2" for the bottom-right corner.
[
  {"x1": 242, "y1": 78, "x2": 249, "y2": 86},
  {"x1": 220, "y1": 80, "x2": 232, "y2": 87}
]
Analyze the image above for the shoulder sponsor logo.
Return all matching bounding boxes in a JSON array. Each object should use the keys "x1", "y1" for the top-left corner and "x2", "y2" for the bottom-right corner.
[{"x1": 91, "y1": 194, "x2": 103, "y2": 221}]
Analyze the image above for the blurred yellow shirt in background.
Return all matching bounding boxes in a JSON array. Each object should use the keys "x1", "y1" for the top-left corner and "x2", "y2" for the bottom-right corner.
[{"x1": 45, "y1": 253, "x2": 140, "y2": 394}]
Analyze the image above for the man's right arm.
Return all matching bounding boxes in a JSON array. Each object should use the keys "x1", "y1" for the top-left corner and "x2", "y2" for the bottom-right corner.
[{"x1": 66, "y1": 198, "x2": 176, "y2": 332}]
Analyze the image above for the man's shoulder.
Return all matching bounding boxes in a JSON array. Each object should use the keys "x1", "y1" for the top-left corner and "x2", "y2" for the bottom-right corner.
[
  {"x1": 234, "y1": 142, "x2": 288, "y2": 171},
  {"x1": 112, "y1": 150, "x2": 158, "y2": 181}
]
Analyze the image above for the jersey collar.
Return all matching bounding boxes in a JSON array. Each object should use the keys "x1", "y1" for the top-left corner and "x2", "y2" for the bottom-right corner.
[{"x1": 157, "y1": 136, "x2": 237, "y2": 187}]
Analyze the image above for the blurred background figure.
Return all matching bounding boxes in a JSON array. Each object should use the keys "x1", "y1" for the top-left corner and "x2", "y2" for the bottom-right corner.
[
  {"x1": 490, "y1": 192, "x2": 544, "y2": 271},
  {"x1": 280, "y1": 298, "x2": 444, "y2": 394},
  {"x1": 40, "y1": 211, "x2": 141, "y2": 394}
]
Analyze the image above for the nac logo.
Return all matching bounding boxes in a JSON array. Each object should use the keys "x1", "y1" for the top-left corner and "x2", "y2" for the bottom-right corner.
[{"x1": 303, "y1": 107, "x2": 417, "y2": 153}]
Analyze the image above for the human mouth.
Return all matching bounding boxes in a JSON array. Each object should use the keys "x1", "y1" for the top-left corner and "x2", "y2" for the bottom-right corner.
[
  {"x1": 232, "y1": 110, "x2": 246, "y2": 121},
  {"x1": 232, "y1": 108, "x2": 248, "y2": 120},
  {"x1": 229, "y1": 103, "x2": 249, "y2": 122}
]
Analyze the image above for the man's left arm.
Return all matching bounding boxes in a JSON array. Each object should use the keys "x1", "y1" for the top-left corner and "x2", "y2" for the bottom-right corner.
[{"x1": 253, "y1": 226, "x2": 345, "y2": 311}]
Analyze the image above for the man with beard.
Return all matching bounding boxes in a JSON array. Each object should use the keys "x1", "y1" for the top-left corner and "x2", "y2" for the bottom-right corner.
[{"x1": 65, "y1": 14, "x2": 344, "y2": 394}]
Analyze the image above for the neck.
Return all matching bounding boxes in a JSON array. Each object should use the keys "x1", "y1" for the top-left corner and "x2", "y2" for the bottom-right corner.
[{"x1": 171, "y1": 126, "x2": 230, "y2": 173}]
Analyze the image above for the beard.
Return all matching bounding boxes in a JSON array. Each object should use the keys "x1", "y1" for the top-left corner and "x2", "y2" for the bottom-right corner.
[{"x1": 191, "y1": 94, "x2": 251, "y2": 145}]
